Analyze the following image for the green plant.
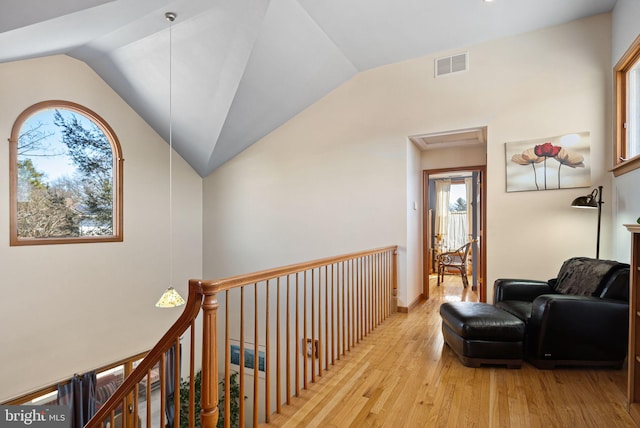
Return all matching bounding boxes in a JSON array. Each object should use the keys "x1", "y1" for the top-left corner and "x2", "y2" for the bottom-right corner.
[
  {"x1": 217, "y1": 372, "x2": 241, "y2": 428},
  {"x1": 179, "y1": 371, "x2": 242, "y2": 428}
]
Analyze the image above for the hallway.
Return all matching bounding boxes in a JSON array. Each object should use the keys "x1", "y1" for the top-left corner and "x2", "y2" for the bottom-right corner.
[{"x1": 262, "y1": 275, "x2": 633, "y2": 427}]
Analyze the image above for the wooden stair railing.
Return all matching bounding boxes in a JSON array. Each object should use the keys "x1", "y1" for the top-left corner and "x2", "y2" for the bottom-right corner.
[
  {"x1": 85, "y1": 281, "x2": 220, "y2": 428},
  {"x1": 85, "y1": 245, "x2": 397, "y2": 428}
]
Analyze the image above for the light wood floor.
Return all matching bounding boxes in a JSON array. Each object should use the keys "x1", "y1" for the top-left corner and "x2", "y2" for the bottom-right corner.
[{"x1": 261, "y1": 275, "x2": 636, "y2": 427}]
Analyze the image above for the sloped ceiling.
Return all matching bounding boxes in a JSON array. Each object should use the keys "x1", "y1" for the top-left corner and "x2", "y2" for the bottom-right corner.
[{"x1": 0, "y1": 0, "x2": 617, "y2": 177}]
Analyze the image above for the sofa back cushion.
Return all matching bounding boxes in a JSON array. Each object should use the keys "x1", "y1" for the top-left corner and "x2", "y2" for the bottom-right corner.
[
  {"x1": 598, "y1": 266, "x2": 630, "y2": 301},
  {"x1": 554, "y1": 257, "x2": 629, "y2": 298}
]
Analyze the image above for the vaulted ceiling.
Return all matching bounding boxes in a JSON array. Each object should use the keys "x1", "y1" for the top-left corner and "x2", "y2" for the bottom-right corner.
[{"x1": 1, "y1": 0, "x2": 617, "y2": 177}]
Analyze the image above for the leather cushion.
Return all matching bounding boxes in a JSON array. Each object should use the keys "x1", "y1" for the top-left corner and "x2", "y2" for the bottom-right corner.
[
  {"x1": 439, "y1": 302, "x2": 525, "y2": 341},
  {"x1": 494, "y1": 300, "x2": 533, "y2": 323}
]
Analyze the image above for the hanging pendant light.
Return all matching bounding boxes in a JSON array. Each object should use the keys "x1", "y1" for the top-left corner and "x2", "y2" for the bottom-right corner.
[{"x1": 156, "y1": 11, "x2": 185, "y2": 308}]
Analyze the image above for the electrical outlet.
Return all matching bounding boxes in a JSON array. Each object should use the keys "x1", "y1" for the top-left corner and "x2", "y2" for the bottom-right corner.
[{"x1": 304, "y1": 339, "x2": 319, "y2": 358}]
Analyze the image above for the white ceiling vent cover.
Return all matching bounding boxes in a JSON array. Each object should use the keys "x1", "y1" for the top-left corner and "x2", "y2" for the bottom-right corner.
[{"x1": 435, "y1": 52, "x2": 468, "y2": 77}]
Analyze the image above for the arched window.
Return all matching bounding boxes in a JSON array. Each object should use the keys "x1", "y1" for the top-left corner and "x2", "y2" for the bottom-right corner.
[{"x1": 9, "y1": 100, "x2": 123, "y2": 245}]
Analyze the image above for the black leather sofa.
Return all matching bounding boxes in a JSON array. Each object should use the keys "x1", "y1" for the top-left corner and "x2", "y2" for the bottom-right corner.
[{"x1": 493, "y1": 257, "x2": 630, "y2": 369}]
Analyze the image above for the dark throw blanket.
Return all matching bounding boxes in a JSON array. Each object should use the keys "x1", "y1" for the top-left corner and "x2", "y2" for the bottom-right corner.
[{"x1": 554, "y1": 257, "x2": 626, "y2": 297}]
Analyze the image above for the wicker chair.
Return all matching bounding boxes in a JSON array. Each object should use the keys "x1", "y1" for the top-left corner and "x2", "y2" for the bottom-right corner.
[{"x1": 436, "y1": 240, "x2": 474, "y2": 287}]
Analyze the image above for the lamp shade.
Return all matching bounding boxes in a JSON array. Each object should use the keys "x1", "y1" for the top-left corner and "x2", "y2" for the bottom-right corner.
[
  {"x1": 571, "y1": 189, "x2": 598, "y2": 209},
  {"x1": 155, "y1": 286, "x2": 186, "y2": 308},
  {"x1": 569, "y1": 186, "x2": 603, "y2": 259}
]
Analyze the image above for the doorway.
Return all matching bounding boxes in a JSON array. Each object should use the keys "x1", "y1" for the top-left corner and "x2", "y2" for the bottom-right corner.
[{"x1": 423, "y1": 166, "x2": 487, "y2": 302}]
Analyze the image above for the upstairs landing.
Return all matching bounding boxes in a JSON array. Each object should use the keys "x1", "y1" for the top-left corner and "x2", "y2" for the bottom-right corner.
[{"x1": 262, "y1": 275, "x2": 633, "y2": 427}]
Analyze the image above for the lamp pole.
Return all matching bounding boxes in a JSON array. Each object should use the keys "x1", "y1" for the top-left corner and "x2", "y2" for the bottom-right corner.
[{"x1": 596, "y1": 185, "x2": 603, "y2": 259}]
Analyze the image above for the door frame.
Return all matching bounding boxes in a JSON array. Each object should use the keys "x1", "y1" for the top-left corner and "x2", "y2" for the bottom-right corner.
[{"x1": 422, "y1": 165, "x2": 487, "y2": 302}]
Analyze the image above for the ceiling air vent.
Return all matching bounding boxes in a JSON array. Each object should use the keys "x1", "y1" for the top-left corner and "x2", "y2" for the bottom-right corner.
[{"x1": 435, "y1": 52, "x2": 468, "y2": 78}]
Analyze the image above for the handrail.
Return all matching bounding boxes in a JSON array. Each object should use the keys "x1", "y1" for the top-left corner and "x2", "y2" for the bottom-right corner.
[
  {"x1": 206, "y1": 246, "x2": 398, "y2": 292},
  {"x1": 85, "y1": 281, "x2": 211, "y2": 428}
]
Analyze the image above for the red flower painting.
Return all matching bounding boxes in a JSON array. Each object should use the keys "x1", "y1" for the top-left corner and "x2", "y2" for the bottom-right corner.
[{"x1": 507, "y1": 133, "x2": 589, "y2": 192}]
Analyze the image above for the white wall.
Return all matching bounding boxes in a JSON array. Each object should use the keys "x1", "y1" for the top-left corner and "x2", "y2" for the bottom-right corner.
[
  {"x1": 421, "y1": 145, "x2": 487, "y2": 171},
  {"x1": 203, "y1": 14, "x2": 612, "y2": 306},
  {"x1": 406, "y1": 141, "x2": 423, "y2": 306},
  {"x1": 611, "y1": 0, "x2": 640, "y2": 263},
  {"x1": 0, "y1": 55, "x2": 203, "y2": 401}
]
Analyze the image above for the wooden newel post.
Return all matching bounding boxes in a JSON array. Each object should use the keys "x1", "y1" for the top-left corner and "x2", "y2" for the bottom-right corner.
[
  {"x1": 392, "y1": 248, "x2": 398, "y2": 313},
  {"x1": 200, "y1": 283, "x2": 219, "y2": 428}
]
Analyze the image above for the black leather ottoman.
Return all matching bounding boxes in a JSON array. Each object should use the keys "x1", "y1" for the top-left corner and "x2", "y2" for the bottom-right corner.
[{"x1": 439, "y1": 302, "x2": 525, "y2": 369}]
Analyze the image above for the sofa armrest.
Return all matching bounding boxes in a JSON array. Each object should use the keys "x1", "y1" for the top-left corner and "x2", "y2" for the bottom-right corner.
[
  {"x1": 528, "y1": 294, "x2": 629, "y2": 360},
  {"x1": 493, "y1": 279, "x2": 553, "y2": 303}
]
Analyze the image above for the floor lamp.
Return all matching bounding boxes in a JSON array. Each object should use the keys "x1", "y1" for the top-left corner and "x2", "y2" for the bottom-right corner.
[{"x1": 570, "y1": 185, "x2": 603, "y2": 259}]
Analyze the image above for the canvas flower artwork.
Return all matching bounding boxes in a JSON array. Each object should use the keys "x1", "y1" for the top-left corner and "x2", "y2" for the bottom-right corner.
[{"x1": 505, "y1": 132, "x2": 590, "y2": 192}]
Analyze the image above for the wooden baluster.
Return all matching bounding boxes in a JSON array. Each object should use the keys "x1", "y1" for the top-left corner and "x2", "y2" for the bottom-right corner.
[
  {"x1": 350, "y1": 259, "x2": 355, "y2": 347},
  {"x1": 160, "y1": 354, "x2": 166, "y2": 428},
  {"x1": 311, "y1": 269, "x2": 316, "y2": 383},
  {"x1": 318, "y1": 267, "x2": 323, "y2": 377},
  {"x1": 200, "y1": 283, "x2": 219, "y2": 428},
  {"x1": 387, "y1": 252, "x2": 391, "y2": 317},
  {"x1": 381, "y1": 251, "x2": 384, "y2": 318},
  {"x1": 379, "y1": 252, "x2": 383, "y2": 320},
  {"x1": 331, "y1": 263, "x2": 336, "y2": 365},
  {"x1": 384, "y1": 250, "x2": 388, "y2": 318},
  {"x1": 374, "y1": 253, "x2": 378, "y2": 326},
  {"x1": 346, "y1": 260, "x2": 350, "y2": 352},
  {"x1": 146, "y1": 369, "x2": 151, "y2": 428},
  {"x1": 347, "y1": 259, "x2": 352, "y2": 352},
  {"x1": 303, "y1": 271, "x2": 308, "y2": 389},
  {"x1": 370, "y1": 254, "x2": 374, "y2": 330},
  {"x1": 363, "y1": 256, "x2": 367, "y2": 338},
  {"x1": 277, "y1": 277, "x2": 283, "y2": 413},
  {"x1": 133, "y1": 383, "x2": 138, "y2": 428},
  {"x1": 340, "y1": 261, "x2": 345, "y2": 357},
  {"x1": 295, "y1": 272, "x2": 301, "y2": 397},
  {"x1": 359, "y1": 257, "x2": 362, "y2": 340},
  {"x1": 285, "y1": 275, "x2": 291, "y2": 405},
  {"x1": 123, "y1": 360, "x2": 134, "y2": 428},
  {"x1": 367, "y1": 254, "x2": 376, "y2": 333},
  {"x1": 382, "y1": 252, "x2": 387, "y2": 320},
  {"x1": 361, "y1": 256, "x2": 365, "y2": 337},
  {"x1": 364, "y1": 256, "x2": 368, "y2": 337},
  {"x1": 366, "y1": 255, "x2": 370, "y2": 334},
  {"x1": 265, "y1": 280, "x2": 270, "y2": 423},
  {"x1": 377, "y1": 254, "x2": 380, "y2": 323},
  {"x1": 379, "y1": 253, "x2": 382, "y2": 325},
  {"x1": 357, "y1": 258, "x2": 362, "y2": 344},
  {"x1": 372, "y1": 254, "x2": 376, "y2": 329},
  {"x1": 338, "y1": 262, "x2": 343, "y2": 361},
  {"x1": 384, "y1": 251, "x2": 389, "y2": 319},
  {"x1": 354, "y1": 259, "x2": 358, "y2": 342},
  {"x1": 369, "y1": 255, "x2": 374, "y2": 330},
  {"x1": 325, "y1": 265, "x2": 329, "y2": 370},
  {"x1": 239, "y1": 287, "x2": 245, "y2": 428},
  {"x1": 191, "y1": 319, "x2": 197, "y2": 428},
  {"x1": 254, "y1": 283, "x2": 260, "y2": 428},
  {"x1": 369, "y1": 254, "x2": 373, "y2": 333},
  {"x1": 174, "y1": 337, "x2": 180, "y2": 428},
  {"x1": 377, "y1": 253, "x2": 381, "y2": 326},
  {"x1": 223, "y1": 292, "x2": 230, "y2": 428},
  {"x1": 380, "y1": 252, "x2": 384, "y2": 320},
  {"x1": 393, "y1": 248, "x2": 398, "y2": 313}
]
